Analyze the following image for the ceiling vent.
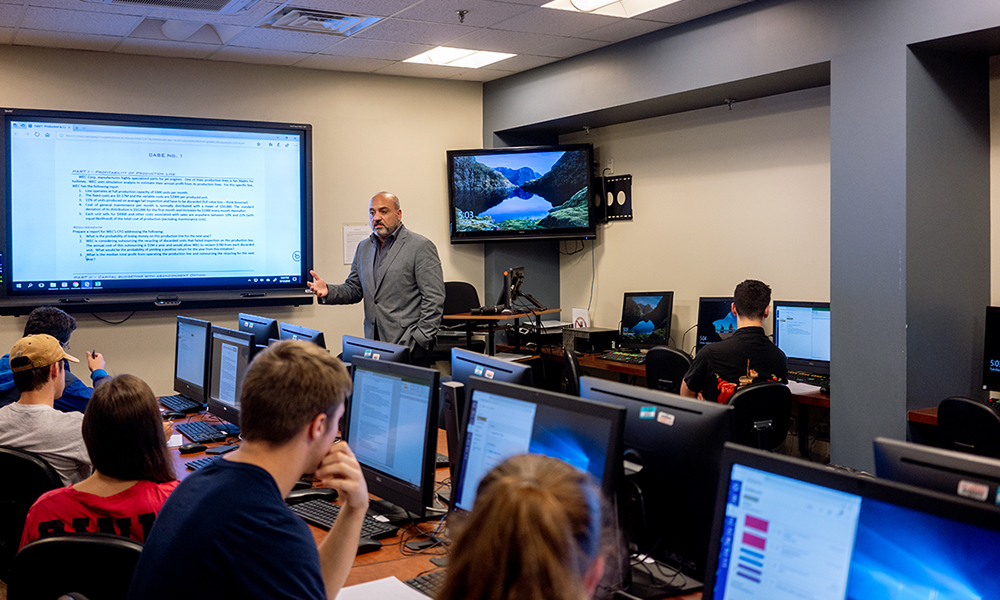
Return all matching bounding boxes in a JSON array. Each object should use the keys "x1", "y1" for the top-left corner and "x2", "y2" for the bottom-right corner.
[
  {"x1": 262, "y1": 8, "x2": 382, "y2": 36},
  {"x1": 82, "y1": 0, "x2": 257, "y2": 14}
]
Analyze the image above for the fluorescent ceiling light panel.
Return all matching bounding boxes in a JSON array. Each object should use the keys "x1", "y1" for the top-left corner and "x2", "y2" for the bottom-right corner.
[
  {"x1": 405, "y1": 47, "x2": 515, "y2": 69},
  {"x1": 542, "y1": 0, "x2": 681, "y2": 18}
]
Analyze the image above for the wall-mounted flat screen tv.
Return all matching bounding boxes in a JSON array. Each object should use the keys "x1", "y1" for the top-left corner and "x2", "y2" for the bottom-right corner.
[
  {"x1": 0, "y1": 107, "x2": 313, "y2": 315},
  {"x1": 448, "y1": 144, "x2": 596, "y2": 244}
]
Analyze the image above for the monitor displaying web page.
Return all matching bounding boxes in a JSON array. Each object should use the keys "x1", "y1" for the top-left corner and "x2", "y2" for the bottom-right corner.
[
  {"x1": 704, "y1": 445, "x2": 1000, "y2": 600},
  {"x1": 207, "y1": 326, "x2": 254, "y2": 425},
  {"x1": 453, "y1": 378, "x2": 625, "y2": 513},
  {"x1": 772, "y1": 300, "x2": 830, "y2": 375},
  {"x1": 344, "y1": 357, "x2": 439, "y2": 517},
  {"x1": 173, "y1": 316, "x2": 211, "y2": 402}
]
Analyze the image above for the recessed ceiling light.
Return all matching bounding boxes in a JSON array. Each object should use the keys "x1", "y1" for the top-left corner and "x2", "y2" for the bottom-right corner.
[
  {"x1": 263, "y1": 8, "x2": 381, "y2": 36},
  {"x1": 542, "y1": 0, "x2": 681, "y2": 18},
  {"x1": 405, "y1": 47, "x2": 515, "y2": 69}
]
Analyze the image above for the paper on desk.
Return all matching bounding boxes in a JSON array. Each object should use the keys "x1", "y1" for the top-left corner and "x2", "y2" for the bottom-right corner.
[
  {"x1": 167, "y1": 434, "x2": 183, "y2": 448},
  {"x1": 337, "y1": 576, "x2": 428, "y2": 600},
  {"x1": 787, "y1": 381, "x2": 822, "y2": 394}
]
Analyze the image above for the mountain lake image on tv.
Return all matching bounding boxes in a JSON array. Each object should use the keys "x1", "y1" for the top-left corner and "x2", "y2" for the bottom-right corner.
[{"x1": 448, "y1": 144, "x2": 594, "y2": 243}]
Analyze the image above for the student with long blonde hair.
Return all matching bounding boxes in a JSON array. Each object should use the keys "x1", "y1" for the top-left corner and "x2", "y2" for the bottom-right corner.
[{"x1": 440, "y1": 454, "x2": 609, "y2": 600}]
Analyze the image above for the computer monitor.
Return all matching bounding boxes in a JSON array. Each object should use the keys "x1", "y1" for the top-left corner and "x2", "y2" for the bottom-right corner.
[
  {"x1": 450, "y1": 347, "x2": 533, "y2": 389},
  {"x1": 874, "y1": 437, "x2": 1000, "y2": 504},
  {"x1": 619, "y1": 291, "x2": 673, "y2": 351},
  {"x1": 238, "y1": 313, "x2": 279, "y2": 350},
  {"x1": 982, "y1": 306, "x2": 1000, "y2": 391},
  {"x1": 206, "y1": 326, "x2": 255, "y2": 426},
  {"x1": 342, "y1": 357, "x2": 440, "y2": 520},
  {"x1": 772, "y1": 300, "x2": 830, "y2": 376},
  {"x1": 580, "y1": 376, "x2": 733, "y2": 586},
  {"x1": 452, "y1": 377, "x2": 626, "y2": 514},
  {"x1": 704, "y1": 444, "x2": 1000, "y2": 600},
  {"x1": 341, "y1": 335, "x2": 410, "y2": 364},
  {"x1": 278, "y1": 322, "x2": 326, "y2": 348},
  {"x1": 173, "y1": 316, "x2": 211, "y2": 403},
  {"x1": 696, "y1": 296, "x2": 736, "y2": 352}
]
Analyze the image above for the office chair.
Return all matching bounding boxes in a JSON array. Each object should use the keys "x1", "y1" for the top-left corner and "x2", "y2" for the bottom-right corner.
[
  {"x1": 0, "y1": 446, "x2": 61, "y2": 582},
  {"x1": 562, "y1": 350, "x2": 582, "y2": 396},
  {"x1": 434, "y1": 281, "x2": 486, "y2": 358},
  {"x1": 7, "y1": 533, "x2": 143, "y2": 600},
  {"x1": 727, "y1": 382, "x2": 792, "y2": 451},
  {"x1": 644, "y1": 346, "x2": 692, "y2": 395},
  {"x1": 936, "y1": 396, "x2": 1000, "y2": 459}
]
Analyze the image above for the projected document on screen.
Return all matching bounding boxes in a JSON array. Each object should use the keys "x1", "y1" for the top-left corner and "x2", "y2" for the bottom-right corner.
[{"x1": 7, "y1": 120, "x2": 303, "y2": 288}]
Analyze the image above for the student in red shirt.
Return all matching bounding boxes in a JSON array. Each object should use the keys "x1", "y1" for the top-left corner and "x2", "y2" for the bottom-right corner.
[{"x1": 20, "y1": 374, "x2": 178, "y2": 547}]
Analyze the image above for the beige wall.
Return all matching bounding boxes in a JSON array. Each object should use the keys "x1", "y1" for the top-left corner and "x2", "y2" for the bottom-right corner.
[
  {"x1": 561, "y1": 86, "x2": 832, "y2": 355},
  {"x1": 0, "y1": 45, "x2": 483, "y2": 393}
]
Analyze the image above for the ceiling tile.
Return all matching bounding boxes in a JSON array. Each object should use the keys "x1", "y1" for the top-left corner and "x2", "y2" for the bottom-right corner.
[
  {"x1": 128, "y1": 18, "x2": 231, "y2": 43},
  {"x1": 0, "y1": 27, "x2": 12, "y2": 43},
  {"x1": 318, "y1": 36, "x2": 431, "y2": 61},
  {"x1": 395, "y1": 0, "x2": 532, "y2": 28},
  {"x1": 373, "y1": 60, "x2": 462, "y2": 78},
  {"x1": 115, "y1": 36, "x2": 217, "y2": 57},
  {"x1": 579, "y1": 15, "x2": 667, "y2": 42},
  {"x1": 29, "y1": 0, "x2": 148, "y2": 15},
  {"x1": 14, "y1": 28, "x2": 120, "y2": 50},
  {"x1": 492, "y1": 7, "x2": 618, "y2": 37},
  {"x1": 636, "y1": 0, "x2": 742, "y2": 24},
  {"x1": 0, "y1": 3, "x2": 23, "y2": 26},
  {"x1": 226, "y1": 25, "x2": 339, "y2": 52},
  {"x1": 296, "y1": 53, "x2": 396, "y2": 72},
  {"x1": 449, "y1": 26, "x2": 564, "y2": 54},
  {"x1": 21, "y1": 6, "x2": 142, "y2": 35},
  {"x1": 534, "y1": 35, "x2": 605, "y2": 57},
  {"x1": 354, "y1": 17, "x2": 473, "y2": 46},
  {"x1": 145, "y1": 1, "x2": 277, "y2": 25},
  {"x1": 490, "y1": 0, "x2": 548, "y2": 7},
  {"x1": 209, "y1": 45, "x2": 313, "y2": 64},
  {"x1": 278, "y1": 0, "x2": 420, "y2": 18},
  {"x1": 448, "y1": 67, "x2": 510, "y2": 81},
  {"x1": 481, "y1": 52, "x2": 556, "y2": 71}
]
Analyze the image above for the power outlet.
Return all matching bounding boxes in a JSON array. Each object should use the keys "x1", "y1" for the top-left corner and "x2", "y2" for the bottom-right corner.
[{"x1": 606, "y1": 158, "x2": 614, "y2": 174}]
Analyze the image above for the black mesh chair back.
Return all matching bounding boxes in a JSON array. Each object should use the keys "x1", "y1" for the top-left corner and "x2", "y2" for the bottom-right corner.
[
  {"x1": 563, "y1": 350, "x2": 582, "y2": 396},
  {"x1": 937, "y1": 396, "x2": 1000, "y2": 459},
  {"x1": 7, "y1": 533, "x2": 143, "y2": 600},
  {"x1": 727, "y1": 382, "x2": 792, "y2": 450},
  {"x1": 436, "y1": 281, "x2": 485, "y2": 355},
  {"x1": 644, "y1": 346, "x2": 692, "y2": 395},
  {"x1": 0, "y1": 446, "x2": 61, "y2": 582}
]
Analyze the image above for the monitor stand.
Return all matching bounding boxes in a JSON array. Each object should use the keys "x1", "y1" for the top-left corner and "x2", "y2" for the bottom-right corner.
[
  {"x1": 625, "y1": 562, "x2": 703, "y2": 599},
  {"x1": 368, "y1": 498, "x2": 447, "y2": 526}
]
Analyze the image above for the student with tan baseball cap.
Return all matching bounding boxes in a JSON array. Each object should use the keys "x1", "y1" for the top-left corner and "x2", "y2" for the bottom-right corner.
[{"x1": 0, "y1": 334, "x2": 92, "y2": 485}]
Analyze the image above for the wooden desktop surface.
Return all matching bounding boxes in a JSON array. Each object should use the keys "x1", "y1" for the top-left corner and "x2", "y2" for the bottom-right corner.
[
  {"x1": 442, "y1": 307, "x2": 561, "y2": 322},
  {"x1": 163, "y1": 409, "x2": 703, "y2": 598}
]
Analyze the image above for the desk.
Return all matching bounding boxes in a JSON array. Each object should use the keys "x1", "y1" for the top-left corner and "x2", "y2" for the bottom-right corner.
[{"x1": 444, "y1": 308, "x2": 560, "y2": 355}]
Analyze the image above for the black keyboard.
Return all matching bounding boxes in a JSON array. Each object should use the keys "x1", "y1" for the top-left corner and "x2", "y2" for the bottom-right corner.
[
  {"x1": 175, "y1": 421, "x2": 230, "y2": 443},
  {"x1": 788, "y1": 371, "x2": 830, "y2": 387},
  {"x1": 158, "y1": 394, "x2": 204, "y2": 413},
  {"x1": 436, "y1": 452, "x2": 449, "y2": 468},
  {"x1": 599, "y1": 350, "x2": 646, "y2": 364},
  {"x1": 288, "y1": 499, "x2": 398, "y2": 539},
  {"x1": 405, "y1": 570, "x2": 448, "y2": 597},
  {"x1": 185, "y1": 456, "x2": 220, "y2": 471}
]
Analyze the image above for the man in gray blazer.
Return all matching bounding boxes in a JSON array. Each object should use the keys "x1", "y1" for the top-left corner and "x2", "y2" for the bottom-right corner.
[{"x1": 309, "y1": 192, "x2": 445, "y2": 365}]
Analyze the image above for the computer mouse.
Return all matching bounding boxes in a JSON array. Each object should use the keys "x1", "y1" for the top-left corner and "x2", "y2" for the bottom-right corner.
[
  {"x1": 356, "y1": 537, "x2": 383, "y2": 555},
  {"x1": 162, "y1": 411, "x2": 186, "y2": 420},
  {"x1": 285, "y1": 487, "x2": 339, "y2": 504},
  {"x1": 178, "y1": 443, "x2": 207, "y2": 455}
]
